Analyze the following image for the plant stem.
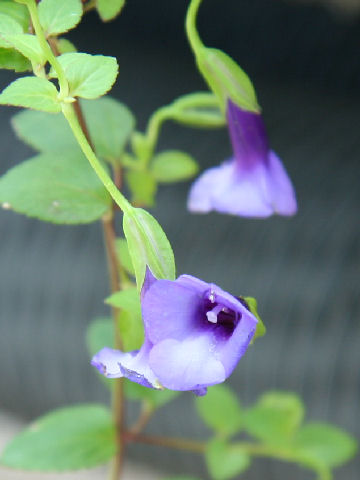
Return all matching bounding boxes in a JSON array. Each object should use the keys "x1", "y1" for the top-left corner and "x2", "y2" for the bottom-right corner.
[
  {"x1": 62, "y1": 103, "x2": 133, "y2": 215},
  {"x1": 25, "y1": 0, "x2": 69, "y2": 97},
  {"x1": 186, "y1": 0, "x2": 205, "y2": 55},
  {"x1": 124, "y1": 432, "x2": 205, "y2": 454},
  {"x1": 142, "y1": 106, "x2": 173, "y2": 165}
]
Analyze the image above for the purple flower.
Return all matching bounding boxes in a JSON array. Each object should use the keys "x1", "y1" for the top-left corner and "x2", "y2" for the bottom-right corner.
[
  {"x1": 187, "y1": 99, "x2": 297, "y2": 218},
  {"x1": 91, "y1": 273, "x2": 258, "y2": 395}
]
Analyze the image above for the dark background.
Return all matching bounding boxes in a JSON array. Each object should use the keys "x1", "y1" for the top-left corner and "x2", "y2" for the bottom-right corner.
[{"x1": 0, "y1": 0, "x2": 359, "y2": 478}]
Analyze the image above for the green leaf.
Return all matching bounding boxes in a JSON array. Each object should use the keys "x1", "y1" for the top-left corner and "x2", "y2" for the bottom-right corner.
[
  {"x1": 0, "y1": 404, "x2": 115, "y2": 471},
  {"x1": 195, "y1": 384, "x2": 242, "y2": 437},
  {"x1": 86, "y1": 317, "x2": 114, "y2": 356},
  {"x1": 57, "y1": 37, "x2": 77, "y2": 54},
  {"x1": 115, "y1": 237, "x2": 135, "y2": 275},
  {"x1": 205, "y1": 439, "x2": 250, "y2": 480},
  {"x1": 83, "y1": 96, "x2": 135, "y2": 163},
  {"x1": 4, "y1": 34, "x2": 46, "y2": 65},
  {"x1": 0, "y1": 47, "x2": 30, "y2": 72},
  {"x1": 123, "y1": 208, "x2": 176, "y2": 289},
  {"x1": 243, "y1": 296, "x2": 266, "y2": 342},
  {"x1": 11, "y1": 97, "x2": 134, "y2": 161},
  {"x1": 0, "y1": 77, "x2": 61, "y2": 112},
  {"x1": 171, "y1": 92, "x2": 225, "y2": 128},
  {"x1": 51, "y1": 52, "x2": 118, "y2": 99},
  {"x1": 124, "y1": 381, "x2": 179, "y2": 409},
  {"x1": 106, "y1": 288, "x2": 143, "y2": 351},
  {"x1": 0, "y1": 1, "x2": 29, "y2": 31},
  {"x1": 126, "y1": 170, "x2": 157, "y2": 206},
  {"x1": 0, "y1": 13, "x2": 23, "y2": 48},
  {"x1": 197, "y1": 47, "x2": 259, "y2": 113},
  {"x1": 244, "y1": 391, "x2": 305, "y2": 445},
  {"x1": 151, "y1": 150, "x2": 198, "y2": 183},
  {"x1": 0, "y1": 151, "x2": 111, "y2": 224},
  {"x1": 97, "y1": 0, "x2": 125, "y2": 21},
  {"x1": 38, "y1": 0, "x2": 83, "y2": 35},
  {"x1": 162, "y1": 477, "x2": 201, "y2": 480},
  {"x1": 130, "y1": 132, "x2": 151, "y2": 160},
  {"x1": 294, "y1": 422, "x2": 357, "y2": 469}
]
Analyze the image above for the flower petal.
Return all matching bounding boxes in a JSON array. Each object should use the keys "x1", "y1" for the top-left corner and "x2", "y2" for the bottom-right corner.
[
  {"x1": 188, "y1": 160, "x2": 274, "y2": 217},
  {"x1": 142, "y1": 278, "x2": 203, "y2": 344},
  {"x1": 91, "y1": 341, "x2": 160, "y2": 389},
  {"x1": 149, "y1": 333, "x2": 226, "y2": 391},
  {"x1": 264, "y1": 150, "x2": 297, "y2": 216}
]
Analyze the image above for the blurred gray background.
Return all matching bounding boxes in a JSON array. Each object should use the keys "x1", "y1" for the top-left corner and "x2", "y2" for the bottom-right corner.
[{"x1": 0, "y1": 0, "x2": 359, "y2": 478}]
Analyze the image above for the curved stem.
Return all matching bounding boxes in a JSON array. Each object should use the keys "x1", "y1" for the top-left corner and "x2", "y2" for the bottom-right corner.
[
  {"x1": 142, "y1": 106, "x2": 173, "y2": 164},
  {"x1": 25, "y1": 0, "x2": 69, "y2": 98},
  {"x1": 62, "y1": 103, "x2": 133, "y2": 215},
  {"x1": 186, "y1": 0, "x2": 205, "y2": 55}
]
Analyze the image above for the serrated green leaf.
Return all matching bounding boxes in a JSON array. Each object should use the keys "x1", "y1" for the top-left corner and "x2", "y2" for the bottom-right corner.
[
  {"x1": 97, "y1": 0, "x2": 125, "y2": 21},
  {"x1": 106, "y1": 288, "x2": 141, "y2": 315},
  {"x1": 115, "y1": 238, "x2": 135, "y2": 275},
  {"x1": 195, "y1": 384, "x2": 242, "y2": 437},
  {"x1": 5, "y1": 34, "x2": 46, "y2": 65},
  {"x1": 38, "y1": 0, "x2": 82, "y2": 35},
  {"x1": 0, "y1": 1, "x2": 29, "y2": 31},
  {"x1": 205, "y1": 439, "x2": 250, "y2": 480},
  {"x1": 0, "y1": 47, "x2": 30, "y2": 72},
  {"x1": 0, "y1": 13, "x2": 23, "y2": 48},
  {"x1": 123, "y1": 208, "x2": 176, "y2": 289},
  {"x1": 244, "y1": 391, "x2": 304, "y2": 445},
  {"x1": 11, "y1": 97, "x2": 134, "y2": 161},
  {"x1": 294, "y1": 422, "x2": 357, "y2": 469},
  {"x1": 243, "y1": 296, "x2": 266, "y2": 342},
  {"x1": 0, "y1": 77, "x2": 61, "y2": 112},
  {"x1": 57, "y1": 37, "x2": 77, "y2": 54},
  {"x1": 51, "y1": 52, "x2": 118, "y2": 99},
  {"x1": 197, "y1": 47, "x2": 259, "y2": 113},
  {"x1": 0, "y1": 151, "x2": 111, "y2": 224},
  {"x1": 0, "y1": 404, "x2": 115, "y2": 471},
  {"x1": 126, "y1": 170, "x2": 157, "y2": 207},
  {"x1": 151, "y1": 150, "x2": 198, "y2": 183}
]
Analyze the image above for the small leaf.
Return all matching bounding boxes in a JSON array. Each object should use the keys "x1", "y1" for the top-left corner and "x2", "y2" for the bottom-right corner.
[
  {"x1": 294, "y1": 422, "x2": 357, "y2": 469},
  {"x1": 4, "y1": 34, "x2": 46, "y2": 65},
  {"x1": 57, "y1": 37, "x2": 77, "y2": 54},
  {"x1": 0, "y1": 151, "x2": 111, "y2": 224},
  {"x1": 115, "y1": 238, "x2": 135, "y2": 275},
  {"x1": 11, "y1": 97, "x2": 134, "y2": 161},
  {"x1": 243, "y1": 391, "x2": 305, "y2": 445},
  {"x1": 126, "y1": 170, "x2": 157, "y2": 206},
  {"x1": 0, "y1": 47, "x2": 30, "y2": 72},
  {"x1": 0, "y1": 77, "x2": 61, "y2": 112},
  {"x1": 97, "y1": 0, "x2": 125, "y2": 21},
  {"x1": 87, "y1": 317, "x2": 114, "y2": 356},
  {"x1": 151, "y1": 150, "x2": 198, "y2": 183},
  {"x1": 124, "y1": 381, "x2": 179, "y2": 409},
  {"x1": 243, "y1": 296, "x2": 266, "y2": 342},
  {"x1": 197, "y1": 47, "x2": 259, "y2": 113},
  {"x1": 0, "y1": 13, "x2": 23, "y2": 48},
  {"x1": 0, "y1": 1, "x2": 29, "y2": 31},
  {"x1": 130, "y1": 131, "x2": 151, "y2": 160},
  {"x1": 38, "y1": 0, "x2": 83, "y2": 35},
  {"x1": 106, "y1": 288, "x2": 143, "y2": 350},
  {"x1": 205, "y1": 439, "x2": 250, "y2": 480},
  {"x1": 195, "y1": 384, "x2": 242, "y2": 437},
  {"x1": 51, "y1": 52, "x2": 118, "y2": 99},
  {"x1": 0, "y1": 404, "x2": 115, "y2": 470},
  {"x1": 123, "y1": 208, "x2": 176, "y2": 289}
]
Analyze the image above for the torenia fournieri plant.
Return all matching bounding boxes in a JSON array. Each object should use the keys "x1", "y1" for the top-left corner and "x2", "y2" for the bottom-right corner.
[{"x1": 0, "y1": 0, "x2": 356, "y2": 479}]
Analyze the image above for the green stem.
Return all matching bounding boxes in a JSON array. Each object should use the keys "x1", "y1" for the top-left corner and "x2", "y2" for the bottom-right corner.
[
  {"x1": 186, "y1": 0, "x2": 205, "y2": 54},
  {"x1": 62, "y1": 103, "x2": 133, "y2": 215},
  {"x1": 25, "y1": 0, "x2": 69, "y2": 98},
  {"x1": 142, "y1": 106, "x2": 173, "y2": 165}
]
